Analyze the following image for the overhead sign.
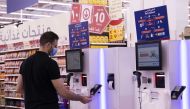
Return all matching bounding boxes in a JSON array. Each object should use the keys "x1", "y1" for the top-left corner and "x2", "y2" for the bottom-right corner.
[
  {"x1": 109, "y1": 19, "x2": 124, "y2": 42},
  {"x1": 109, "y1": 0, "x2": 122, "y2": 20},
  {"x1": 71, "y1": 4, "x2": 111, "y2": 34},
  {"x1": 90, "y1": 6, "x2": 111, "y2": 34},
  {"x1": 135, "y1": 5, "x2": 170, "y2": 41},
  {"x1": 81, "y1": 5, "x2": 93, "y2": 24},
  {"x1": 7, "y1": 0, "x2": 38, "y2": 13},
  {"x1": 71, "y1": 4, "x2": 82, "y2": 24},
  {"x1": 69, "y1": 21, "x2": 89, "y2": 49}
]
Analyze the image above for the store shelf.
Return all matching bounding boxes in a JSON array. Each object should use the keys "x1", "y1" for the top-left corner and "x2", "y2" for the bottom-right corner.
[
  {"x1": 1, "y1": 47, "x2": 39, "y2": 54},
  {"x1": 0, "y1": 79, "x2": 5, "y2": 81},
  {"x1": 0, "y1": 95, "x2": 5, "y2": 97},
  {"x1": 0, "y1": 61, "x2": 5, "y2": 64},
  {"x1": 90, "y1": 43, "x2": 127, "y2": 46},
  {"x1": 4, "y1": 82, "x2": 17, "y2": 84},
  {"x1": 4, "y1": 90, "x2": 17, "y2": 92},
  {"x1": 5, "y1": 74, "x2": 20, "y2": 77},
  {"x1": 51, "y1": 55, "x2": 65, "y2": 58},
  {"x1": 0, "y1": 105, "x2": 5, "y2": 107},
  {"x1": 5, "y1": 58, "x2": 26, "y2": 61},
  {"x1": 59, "y1": 102, "x2": 64, "y2": 104},
  {"x1": 4, "y1": 67, "x2": 19, "y2": 69},
  {"x1": 0, "y1": 70, "x2": 5, "y2": 72},
  {"x1": 4, "y1": 97, "x2": 24, "y2": 100},
  {"x1": 59, "y1": 65, "x2": 66, "y2": 68},
  {"x1": 4, "y1": 105, "x2": 24, "y2": 109}
]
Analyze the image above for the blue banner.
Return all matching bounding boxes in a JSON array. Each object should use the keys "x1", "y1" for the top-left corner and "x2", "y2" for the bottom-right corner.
[
  {"x1": 69, "y1": 21, "x2": 89, "y2": 49},
  {"x1": 135, "y1": 5, "x2": 170, "y2": 41},
  {"x1": 7, "y1": 0, "x2": 38, "y2": 13}
]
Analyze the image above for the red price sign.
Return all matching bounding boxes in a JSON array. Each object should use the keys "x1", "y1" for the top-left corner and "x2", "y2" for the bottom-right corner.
[
  {"x1": 71, "y1": 4, "x2": 111, "y2": 34},
  {"x1": 71, "y1": 4, "x2": 82, "y2": 24},
  {"x1": 90, "y1": 6, "x2": 110, "y2": 34}
]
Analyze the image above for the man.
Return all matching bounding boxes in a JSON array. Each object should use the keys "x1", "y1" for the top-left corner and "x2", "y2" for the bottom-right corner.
[{"x1": 16, "y1": 31, "x2": 91, "y2": 109}]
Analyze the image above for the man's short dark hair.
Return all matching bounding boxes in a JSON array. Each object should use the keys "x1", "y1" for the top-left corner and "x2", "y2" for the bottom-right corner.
[{"x1": 40, "y1": 31, "x2": 59, "y2": 46}]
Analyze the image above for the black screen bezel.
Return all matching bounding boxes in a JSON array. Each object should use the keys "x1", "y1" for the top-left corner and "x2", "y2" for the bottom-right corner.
[
  {"x1": 66, "y1": 49, "x2": 83, "y2": 72},
  {"x1": 135, "y1": 40, "x2": 162, "y2": 70}
]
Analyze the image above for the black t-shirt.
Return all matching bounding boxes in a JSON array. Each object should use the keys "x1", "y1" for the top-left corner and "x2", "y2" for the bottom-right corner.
[{"x1": 20, "y1": 51, "x2": 61, "y2": 109}]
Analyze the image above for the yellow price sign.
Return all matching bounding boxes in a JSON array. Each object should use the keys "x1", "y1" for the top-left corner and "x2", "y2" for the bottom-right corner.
[{"x1": 109, "y1": 19, "x2": 124, "y2": 42}]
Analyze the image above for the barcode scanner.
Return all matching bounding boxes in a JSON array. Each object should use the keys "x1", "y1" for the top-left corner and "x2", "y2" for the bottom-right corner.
[{"x1": 133, "y1": 71, "x2": 142, "y2": 88}]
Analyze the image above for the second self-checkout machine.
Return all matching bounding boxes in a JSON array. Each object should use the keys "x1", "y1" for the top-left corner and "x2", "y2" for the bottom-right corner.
[{"x1": 134, "y1": 40, "x2": 188, "y2": 109}]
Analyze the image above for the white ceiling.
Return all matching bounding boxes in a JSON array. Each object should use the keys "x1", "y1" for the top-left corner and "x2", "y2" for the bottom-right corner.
[
  {"x1": 0, "y1": 0, "x2": 130, "y2": 26},
  {"x1": 0, "y1": 0, "x2": 72, "y2": 25}
]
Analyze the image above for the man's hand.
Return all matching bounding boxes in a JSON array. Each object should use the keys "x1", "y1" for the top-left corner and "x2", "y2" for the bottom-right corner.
[{"x1": 80, "y1": 96, "x2": 92, "y2": 104}]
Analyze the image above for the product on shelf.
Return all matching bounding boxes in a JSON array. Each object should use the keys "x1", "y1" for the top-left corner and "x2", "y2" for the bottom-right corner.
[
  {"x1": 5, "y1": 50, "x2": 37, "y2": 59},
  {"x1": 5, "y1": 69, "x2": 19, "y2": 74},
  {"x1": 53, "y1": 58, "x2": 66, "y2": 66},
  {"x1": 5, "y1": 61, "x2": 22, "y2": 68},
  {"x1": 0, "y1": 73, "x2": 5, "y2": 79},
  {"x1": 56, "y1": 45, "x2": 70, "y2": 56},
  {"x1": 6, "y1": 99, "x2": 24, "y2": 108},
  {"x1": 29, "y1": 39, "x2": 40, "y2": 48},
  {"x1": 4, "y1": 76, "x2": 18, "y2": 82},
  {"x1": 60, "y1": 67, "x2": 67, "y2": 76},
  {"x1": 0, "y1": 65, "x2": 5, "y2": 71},
  {"x1": 0, "y1": 44, "x2": 8, "y2": 52},
  {"x1": 0, "y1": 55, "x2": 5, "y2": 62},
  {"x1": 4, "y1": 84, "x2": 16, "y2": 91},
  {"x1": 90, "y1": 35, "x2": 109, "y2": 43},
  {"x1": 79, "y1": 0, "x2": 108, "y2": 5}
]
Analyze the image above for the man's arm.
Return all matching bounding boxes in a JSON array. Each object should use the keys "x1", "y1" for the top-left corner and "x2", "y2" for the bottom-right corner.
[
  {"x1": 51, "y1": 78, "x2": 91, "y2": 104},
  {"x1": 16, "y1": 74, "x2": 24, "y2": 94}
]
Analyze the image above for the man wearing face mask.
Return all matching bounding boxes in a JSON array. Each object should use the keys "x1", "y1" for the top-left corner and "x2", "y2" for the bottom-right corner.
[{"x1": 16, "y1": 31, "x2": 92, "y2": 109}]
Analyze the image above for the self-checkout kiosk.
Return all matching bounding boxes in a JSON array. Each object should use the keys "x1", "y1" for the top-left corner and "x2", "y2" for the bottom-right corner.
[
  {"x1": 134, "y1": 40, "x2": 190, "y2": 109},
  {"x1": 66, "y1": 48, "x2": 136, "y2": 109},
  {"x1": 66, "y1": 49, "x2": 106, "y2": 109},
  {"x1": 65, "y1": 40, "x2": 190, "y2": 109}
]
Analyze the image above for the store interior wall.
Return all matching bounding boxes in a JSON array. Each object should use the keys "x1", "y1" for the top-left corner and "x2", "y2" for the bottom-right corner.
[{"x1": 0, "y1": 13, "x2": 70, "y2": 46}]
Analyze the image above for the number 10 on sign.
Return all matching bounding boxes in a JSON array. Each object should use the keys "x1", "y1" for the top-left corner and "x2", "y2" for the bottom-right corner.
[{"x1": 91, "y1": 6, "x2": 110, "y2": 34}]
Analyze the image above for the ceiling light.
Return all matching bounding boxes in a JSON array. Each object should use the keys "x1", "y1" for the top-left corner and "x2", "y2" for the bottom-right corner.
[
  {"x1": 0, "y1": 11, "x2": 51, "y2": 17},
  {"x1": 0, "y1": 4, "x2": 68, "y2": 13},
  {"x1": 0, "y1": 21, "x2": 12, "y2": 24},
  {"x1": 39, "y1": 0, "x2": 71, "y2": 6},
  {"x1": 0, "y1": 16, "x2": 33, "y2": 21},
  {"x1": 123, "y1": 0, "x2": 131, "y2": 3},
  {"x1": 0, "y1": 4, "x2": 6, "y2": 8},
  {"x1": 26, "y1": 7, "x2": 68, "y2": 13},
  {"x1": 0, "y1": 25, "x2": 5, "y2": 28}
]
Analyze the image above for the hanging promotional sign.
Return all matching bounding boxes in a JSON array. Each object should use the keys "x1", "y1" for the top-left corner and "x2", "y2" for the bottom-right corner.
[
  {"x1": 109, "y1": 0, "x2": 122, "y2": 20},
  {"x1": 109, "y1": 19, "x2": 124, "y2": 42},
  {"x1": 135, "y1": 5, "x2": 170, "y2": 41},
  {"x1": 71, "y1": 4, "x2": 111, "y2": 34},
  {"x1": 71, "y1": 4, "x2": 82, "y2": 24},
  {"x1": 7, "y1": 0, "x2": 38, "y2": 13},
  {"x1": 69, "y1": 21, "x2": 89, "y2": 49}
]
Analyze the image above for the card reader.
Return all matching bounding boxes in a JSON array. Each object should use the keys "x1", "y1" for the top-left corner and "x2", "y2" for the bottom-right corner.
[
  {"x1": 171, "y1": 86, "x2": 186, "y2": 100},
  {"x1": 90, "y1": 84, "x2": 102, "y2": 96}
]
